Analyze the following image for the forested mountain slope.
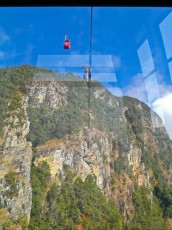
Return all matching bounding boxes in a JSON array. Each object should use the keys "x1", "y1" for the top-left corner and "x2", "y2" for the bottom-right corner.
[{"x1": 0, "y1": 65, "x2": 172, "y2": 230}]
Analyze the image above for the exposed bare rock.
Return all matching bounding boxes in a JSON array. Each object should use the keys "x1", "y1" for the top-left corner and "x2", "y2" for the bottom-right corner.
[
  {"x1": 34, "y1": 127, "x2": 112, "y2": 198},
  {"x1": 29, "y1": 80, "x2": 68, "y2": 109},
  {"x1": 0, "y1": 96, "x2": 32, "y2": 227}
]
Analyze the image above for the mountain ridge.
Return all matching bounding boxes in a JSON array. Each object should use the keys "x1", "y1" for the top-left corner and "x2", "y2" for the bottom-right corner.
[{"x1": 0, "y1": 65, "x2": 172, "y2": 229}]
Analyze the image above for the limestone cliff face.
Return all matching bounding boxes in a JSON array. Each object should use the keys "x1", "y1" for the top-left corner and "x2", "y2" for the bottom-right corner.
[
  {"x1": 34, "y1": 127, "x2": 112, "y2": 198},
  {"x1": 123, "y1": 97, "x2": 172, "y2": 185},
  {"x1": 1, "y1": 67, "x2": 172, "y2": 228},
  {"x1": 127, "y1": 143, "x2": 152, "y2": 187},
  {"x1": 28, "y1": 80, "x2": 172, "y2": 222},
  {"x1": 0, "y1": 95, "x2": 32, "y2": 227},
  {"x1": 29, "y1": 80, "x2": 68, "y2": 109}
]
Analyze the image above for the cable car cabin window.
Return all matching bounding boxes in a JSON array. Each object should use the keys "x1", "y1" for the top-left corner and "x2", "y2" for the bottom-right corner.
[{"x1": 64, "y1": 39, "x2": 70, "y2": 49}]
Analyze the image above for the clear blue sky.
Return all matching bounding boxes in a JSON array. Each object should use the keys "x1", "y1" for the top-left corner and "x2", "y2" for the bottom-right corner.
[{"x1": 0, "y1": 6, "x2": 172, "y2": 139}]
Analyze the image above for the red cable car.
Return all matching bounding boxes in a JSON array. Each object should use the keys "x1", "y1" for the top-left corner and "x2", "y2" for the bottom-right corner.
[{"x1": 64, "y1": 35, "x2": 71, "y2": 49}]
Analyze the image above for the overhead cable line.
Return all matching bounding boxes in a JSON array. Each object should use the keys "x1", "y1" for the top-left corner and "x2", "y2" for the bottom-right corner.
[{"x1": 89, "y1": 6, "x2": 93, "y2": 68}]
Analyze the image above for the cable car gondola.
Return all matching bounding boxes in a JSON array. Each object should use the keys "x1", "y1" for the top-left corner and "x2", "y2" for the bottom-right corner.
[{"x1": 64, "y1": 35, "x2": 71, "y2": 50}]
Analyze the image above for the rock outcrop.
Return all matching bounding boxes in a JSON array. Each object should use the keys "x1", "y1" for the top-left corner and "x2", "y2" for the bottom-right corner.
[
  {"x1": 0, "y1": 95, "x2": 32, "y2": 227},
  {"x1": 34, "y1": 127, "x2": 112, "y2": 198},
  {"x1": 28, "y1": 79, "x2": 172, "y2": 222},
  {"x1": 1, "y1": 66, "x2": 172, "y2": 228}
]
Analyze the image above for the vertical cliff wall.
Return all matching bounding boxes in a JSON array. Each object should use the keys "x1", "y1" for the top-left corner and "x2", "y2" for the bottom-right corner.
[
  {"x1": 34, "y1": 127, "x2": 112, "y2": 198},
  {"x1": 0, "y1": 95, "x2": 32, "y2": 227}
]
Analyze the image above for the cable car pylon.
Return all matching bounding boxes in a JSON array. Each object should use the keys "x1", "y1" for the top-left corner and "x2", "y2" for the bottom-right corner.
[{"x1": 82, "y1": 7, "x2": 92, "y2": 81}]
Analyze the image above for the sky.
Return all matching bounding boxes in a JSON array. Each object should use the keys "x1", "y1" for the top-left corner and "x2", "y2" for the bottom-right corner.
[{"x1": 0, "y1": 6, "x2": 172, "y2": 139}]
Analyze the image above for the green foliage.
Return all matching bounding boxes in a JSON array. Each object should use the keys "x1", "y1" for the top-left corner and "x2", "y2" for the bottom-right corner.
[
  {"x1": 46, "y1": 178, "x2": 80, "y2": 229},
  {"x1": 0, "y1": 70, "x2": 13, "y2": 136},
  {"x1": 154, "y1": 183, "x2": 172, "y2": 218},
  {"x1": 123, "y1": 98, "x2": 146, "y2": 137},
  {"x1": 27, "y1": 85, "x2": 92, "y2": 147},
  {"x1": 78, "y1": 175, "x2": 122, "y2": 230},
  {"x1": 27, "y1": 76, "x2": 130, "y2": 149},
  {"x1": 29, "y1": 171, "x2": 122, "y2": 230},
  {"x1": 114, "y1": 157, "x2": 127, "y2": 174},
  {"x1": 1, "y1": 65, "x2": 171, "y2": 229},
  {"x1": 4, "y1": 170, "x2": 18, "y2": 198},
  {"x1": 157, "y1": 143, "x2": 172, "y2": 171},
  {"x1": 2, "y1": 214, "x2": 28, "y2": 230},
  {"x1": 113, "y1": 143, "x2": 131, "y2": 176},
  {"x1": 130, "y1": 186, "x2": 167, "y2": 230},
  {"x1": 29, "y1": 161, "x2": 51, "y2": 229},
  {"x1": 0, "y1": 64, "x2": 59, "y2": 137},
  {"x1": 140, "y1": 150, "x2": 152, "y2": 170},
  {"x1": 0, "y1": 65, "x2": 34, "y2": 135},
  {"x1": 90, "y1": 91, "x2": 124, "y2": 135},
  {"x1": 27, "y1": 104, "x2": 53, "y2": 146}
]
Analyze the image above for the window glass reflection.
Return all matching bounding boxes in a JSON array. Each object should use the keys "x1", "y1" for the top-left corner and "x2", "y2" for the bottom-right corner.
[
  {"x1": 144, "y1": 73, "x2": 160, "y2": 105},
  {"x1": 159, "y1": 11, "x2": 172, "y2": 60},
  {"x1": 168, "y1": 61, "x2": 172, "y2": 83},
  {"x1": 137, "y1": 39, "x2": 155, "y2": 77}
]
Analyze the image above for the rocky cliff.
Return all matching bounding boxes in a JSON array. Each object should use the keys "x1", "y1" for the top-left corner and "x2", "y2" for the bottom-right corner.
[
  {"x1": 34, "y1": 127, "x2": 112, "y2": 198},
  {"x1": 28, "y1": 78, "x2": 172, "y2": 224},
  {"x1": 0, "y1": 66, "x2": 172, "y2": 229},
  {"x1": 0, "y1": 95, "x2": 32, "y2": 228}
]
